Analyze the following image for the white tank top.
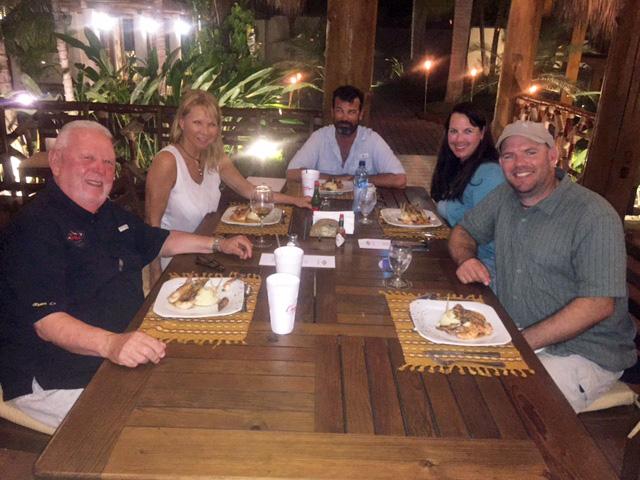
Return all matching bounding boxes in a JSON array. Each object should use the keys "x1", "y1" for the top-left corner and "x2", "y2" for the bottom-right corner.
[{"x1": 160, "y1": 145, "x2": 221, "y2": 268}]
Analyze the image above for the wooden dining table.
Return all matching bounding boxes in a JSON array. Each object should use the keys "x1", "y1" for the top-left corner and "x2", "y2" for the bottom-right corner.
[{"x1": 35, "y1": 185, "x2": 618, "y2": 479}]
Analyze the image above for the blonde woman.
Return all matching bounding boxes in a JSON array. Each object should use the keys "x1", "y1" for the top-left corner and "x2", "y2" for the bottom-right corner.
[{"x1": 146, "y1": 90, "x2": 309, "y2": 283}]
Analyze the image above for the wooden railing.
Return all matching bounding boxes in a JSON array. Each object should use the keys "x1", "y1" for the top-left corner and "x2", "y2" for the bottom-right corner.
[
  {"x1": 513, "y1": 95, "x2": 596, "y2": 177},
  {"x1": 0, "y1": 100, "x2": 321, "y2": 209}
]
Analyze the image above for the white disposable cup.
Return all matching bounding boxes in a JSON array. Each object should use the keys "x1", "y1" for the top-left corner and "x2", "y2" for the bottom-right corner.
[
  {"x1": 266, "y1": 273, "x2": 300, "y2": 335},
  {"x1": 301, "y1": 169, "x2": 320, "y2": 197},
  {"x1": 274, "y1": 245, "x2": 304, "y2": 277}
]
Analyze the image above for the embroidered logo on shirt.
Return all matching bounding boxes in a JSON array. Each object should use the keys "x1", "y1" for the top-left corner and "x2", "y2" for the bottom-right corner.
[
  {"x1": 359, "y1": 153, "x2": 370, "y2": 160},
  {"x1": 32, "y1": 301, "x2": 57, "y2": 308},
  {"x1": 66, "y1": 230, "x2": 85, "y2": 245},
  {"x1": 118, "y1": 224, "x2": 129, "y2": 232}
]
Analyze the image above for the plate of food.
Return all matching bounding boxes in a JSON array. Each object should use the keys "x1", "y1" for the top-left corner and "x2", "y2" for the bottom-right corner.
[
  {"x1": 380, "y1": 204, "x2": 442, "y2": 228},
  {"x1": 221, "y1": 205, "x2": 282, "y2": 226},
  {"x1": 409, "y1": 299, "x2": 511, "y2": 346},
  {"x1": 319, "y1": 178, "x2": 354, "y2": 195},
  {"x1": 153, "y1": 277, "x2": 245, "y2": 318}
]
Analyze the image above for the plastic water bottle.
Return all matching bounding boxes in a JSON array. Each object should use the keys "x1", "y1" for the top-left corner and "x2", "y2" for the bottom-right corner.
[{"x1": 353, "y1": 160, "x2": 368, "y2": 212}]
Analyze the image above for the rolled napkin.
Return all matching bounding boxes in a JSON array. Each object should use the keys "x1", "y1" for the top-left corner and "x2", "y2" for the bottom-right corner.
[{"x1": 312, "y1": 211, "x2": 355, "y2": 234}]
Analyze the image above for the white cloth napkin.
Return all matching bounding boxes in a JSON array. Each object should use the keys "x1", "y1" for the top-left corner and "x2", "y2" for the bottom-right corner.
[
  {"x1": 259, "y1": 253, "x2": 335, "y2": 269},
  {"x1": 312, "y1": 211, "x2": 355, "y2": 234},
  {"x1": 358, "y1": 239, "x2": 391, "y2": 250},
  {"x1": 247, "y1": 177, "x2": 287, "y2": 192}
]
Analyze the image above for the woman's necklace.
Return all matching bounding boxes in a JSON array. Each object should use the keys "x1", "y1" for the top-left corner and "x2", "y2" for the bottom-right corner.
[{"x1": 178, "y1": 143, "x2": 203, "y2": 176}]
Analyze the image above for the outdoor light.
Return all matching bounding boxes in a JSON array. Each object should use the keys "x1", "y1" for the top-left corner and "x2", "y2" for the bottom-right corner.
[
  {"x1": 528, "y1": 84, "x2": 539, "y2": 95},
  {"x1": 245, "y1": 138, "x2": 281, "y2": 161},
  {"x1": 423, "y1": 59, "x2": 434, "y2": 115},
  {"x1": 91, "y1": 11, "x2": 117, "y2": 32},
  {"x1": 173, "y1": 18, "x2": 191, "y2": 37},
  {"x1": 470, "y1": 68, "x2": 479, "y2": 102},
  {"x1": 139, "y1": 16, "x2": 160, "y2": 35},
  {"x1": 288, "y1": 74, "x2": 300, "y2": 107},
  {"x1": 14, "y1": 92, "x2": 36, "y2": 106}
]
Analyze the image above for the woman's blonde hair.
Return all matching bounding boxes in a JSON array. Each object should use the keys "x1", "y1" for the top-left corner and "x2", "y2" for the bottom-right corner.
[{"x1": 169, "y1": 89, "x2": 224, "y2": 171}]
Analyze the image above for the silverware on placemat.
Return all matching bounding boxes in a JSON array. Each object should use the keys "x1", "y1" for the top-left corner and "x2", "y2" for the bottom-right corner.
[{"x1": 241, "y1": 283, "x2": 252, "y2": 312}]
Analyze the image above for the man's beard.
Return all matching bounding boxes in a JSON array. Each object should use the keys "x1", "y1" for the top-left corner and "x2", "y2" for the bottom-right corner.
[{"x1": 335, "y1": 121, "x2": 358, "y2": 136}]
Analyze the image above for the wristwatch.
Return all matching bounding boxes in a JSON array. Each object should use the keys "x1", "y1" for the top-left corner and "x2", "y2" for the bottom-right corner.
[{"x1": 211, "y1": 236, "x2": 222, "y2": 253}]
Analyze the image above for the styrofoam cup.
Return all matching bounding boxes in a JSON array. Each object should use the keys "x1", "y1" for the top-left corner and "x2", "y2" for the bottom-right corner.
[
  {"x1": 301, "y1": 169, "x2": 320, "y2": 197},
  {"x1": 266, "y1": 273, "x2": 300, "y2": 335},
  {"x1": 274, "y1": 245, "x2": 304, "y2": 277}
]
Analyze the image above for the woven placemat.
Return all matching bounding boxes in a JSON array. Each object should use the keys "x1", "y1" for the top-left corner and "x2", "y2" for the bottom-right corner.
[
  {"x1": 378, "y1": 214, "x2": 450, "y2": 240},
  {"x1": 139, "y1": 272, "x2": 262, "y2": 345},
  {"x1": 214, "y1": 205, "x2": 293, "y2": 236},
  {"x1": 383, "y1": 291, "x2": 534, "y2": 377}
]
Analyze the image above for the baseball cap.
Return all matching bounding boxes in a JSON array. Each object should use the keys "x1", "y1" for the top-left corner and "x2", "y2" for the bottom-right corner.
[{"x1": 496, "y1": 120, "x2": 555, "y2": 151}]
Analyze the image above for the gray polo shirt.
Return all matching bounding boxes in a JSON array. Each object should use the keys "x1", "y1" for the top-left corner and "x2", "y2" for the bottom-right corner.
[{"x1": 460, "y1": 170, "x2": 637, "y2": 372}]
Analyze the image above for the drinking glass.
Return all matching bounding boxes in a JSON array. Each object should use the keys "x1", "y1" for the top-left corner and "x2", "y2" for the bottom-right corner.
[
  {"x1": 358, "y1": 184, "x2": 377, "y2": 224},
  {"x1": 385, "y1": 241, "x2": 413, "y2": 289},
  {"x1": 250, "y1": 184, "x2": 274, "y2": 248}
]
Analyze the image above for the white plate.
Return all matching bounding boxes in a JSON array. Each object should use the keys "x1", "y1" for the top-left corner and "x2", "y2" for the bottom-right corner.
[
  {"x1": 409, "y1": 299, "x2": 511, "y2": 346},
  {"x1": 153, "y1": 277, "x2": 245, "y2": 318},
  {"x1": 221, "y1": 206, "x2": 283, "y2": 226},
  {"x1": 320, "y1": 179, "x2": 354, "y2": 196},
  {"x1": 380, "y1": 208, "x2": 442, "y2": 228}
]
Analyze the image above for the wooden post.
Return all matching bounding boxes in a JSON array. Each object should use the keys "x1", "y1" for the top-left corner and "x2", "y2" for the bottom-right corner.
[
  {"x1": 491, "y1": 0, "x2": 544, "y2": 138},
  {"x1": 581, "y1": 0, "x2": 640, "y2": 217},
  {"x1": 323, "y1": 0, "x2": 378, "y2": 124},
  {"x1": 560, "y1": 17, "x2": 587, "y2": 105}
]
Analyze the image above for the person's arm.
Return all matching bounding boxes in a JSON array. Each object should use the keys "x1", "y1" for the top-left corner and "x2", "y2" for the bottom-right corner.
[
  {"x1": 34, "y1": 312, "x2": 166, "y2": 368},
  {"x1": 522, "y1": 297, "x2": 615, "y2": 350},
  {"x1": 145, "y1": 150, "x2": 178, "y2": 285},
  {"x1": 448, "y1": 225, "x2": 491, "y2": 286},
  {"x1": 160, "y1": 230, "x2": 253, "y2": 260},
  {"x1": 219, "y1": 155, "x2": 310, "y2": 208},
  {"x1": 368, "y1": 173, "x2": 407, "y2": 188}
]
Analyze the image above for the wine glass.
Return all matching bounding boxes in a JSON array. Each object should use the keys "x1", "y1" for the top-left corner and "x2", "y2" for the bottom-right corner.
[
  {"x1": 250, "y1": 184, "x2": 274, "y2": 248},
  {"x1": 358, "y1": 184, "x2": 377, "y2": 224},
  {"x1": 385, "y1": 241, "x2": 413, "y2": 289}
]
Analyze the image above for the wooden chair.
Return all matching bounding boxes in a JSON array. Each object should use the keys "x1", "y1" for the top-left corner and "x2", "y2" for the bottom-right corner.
[{"x1": 620, "y1": 408, "x2": 640, "y2": 480}]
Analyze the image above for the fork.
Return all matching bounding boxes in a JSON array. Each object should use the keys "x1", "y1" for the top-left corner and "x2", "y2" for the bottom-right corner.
[{"x1": 241, "y1": 284, "x2": 253, "y2": 312}]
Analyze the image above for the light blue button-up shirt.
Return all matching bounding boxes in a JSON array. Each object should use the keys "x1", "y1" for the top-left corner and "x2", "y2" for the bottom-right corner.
[{"x1": 287, "y1": 125, "x2": 405, "y2": 176}]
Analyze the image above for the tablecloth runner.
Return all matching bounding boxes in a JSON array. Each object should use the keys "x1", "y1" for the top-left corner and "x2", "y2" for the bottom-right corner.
[
  {"x1": 383, "y1": 291, "x2": 535, "y2": 377},
  {"x1": 378, "y1": 214, "x2": 450, "y2": 240},
  {"x1": 214, "y1": 205, "x2": 293, "y2": 236},
  {"x1": 139, "y1": 272, "x2": 261, "y2": 345}
]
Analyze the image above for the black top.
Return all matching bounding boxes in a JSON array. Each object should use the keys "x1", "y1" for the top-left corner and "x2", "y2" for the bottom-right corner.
[{"x1": 0, "y1": 182, "x2": 169, "y2": 400}]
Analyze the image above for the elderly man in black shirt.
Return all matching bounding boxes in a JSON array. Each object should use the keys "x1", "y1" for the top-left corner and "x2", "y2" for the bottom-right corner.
[{"x1": 0, "y1": 120, "x2": 252, "y2": 428}]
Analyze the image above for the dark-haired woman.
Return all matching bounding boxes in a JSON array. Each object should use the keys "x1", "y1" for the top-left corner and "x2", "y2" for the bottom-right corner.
[{"x1": 430, "y1": 103, "x2": 504, "y2": 286}]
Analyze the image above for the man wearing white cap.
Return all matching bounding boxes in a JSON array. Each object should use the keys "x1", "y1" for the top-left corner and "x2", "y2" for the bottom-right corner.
[{"x1": 448, "y1": 120, "x2": 636, "y2": 412}]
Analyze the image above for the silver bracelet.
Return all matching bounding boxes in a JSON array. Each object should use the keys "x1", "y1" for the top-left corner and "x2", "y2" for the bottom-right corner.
[{"x1": 211, "y1": 236, "x2": 222, "y2": 253}]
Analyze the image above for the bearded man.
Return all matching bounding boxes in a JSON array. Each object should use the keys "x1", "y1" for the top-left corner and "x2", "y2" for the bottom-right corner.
[{"x1": 286, "y1": 85, "x2": 406, "y2": 188}]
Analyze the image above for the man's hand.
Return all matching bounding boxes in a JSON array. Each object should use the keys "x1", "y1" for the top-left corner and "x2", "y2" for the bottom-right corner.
[
  {"x1": 220, "y1": 235, "x2": 253, "y2": 259},
  {"x1": 293, "y1": 196, "x2": 312, "y2": 209},
  {"x1": 455, "y1": 258, "x2": 491, "y2": 286},
  {"x1": 104, "y1": 331, "x2": 166, "y2": 368}
]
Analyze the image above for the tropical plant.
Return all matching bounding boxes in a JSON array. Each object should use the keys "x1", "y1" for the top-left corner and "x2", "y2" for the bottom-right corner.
[{"x1": 0, "y1": 0, "x2": 56, "y2": 80}]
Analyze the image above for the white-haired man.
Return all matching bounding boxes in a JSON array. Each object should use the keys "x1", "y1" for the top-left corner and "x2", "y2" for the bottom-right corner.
[
  {"x1": 448, "y1": 120, "x2": 636, "y2": 412},
  {"x1": 0, "y1": 120, "x2": 252, "y2": 428}
]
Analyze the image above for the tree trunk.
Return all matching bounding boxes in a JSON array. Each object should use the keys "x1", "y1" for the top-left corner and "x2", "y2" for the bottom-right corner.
[
  {"x1": 491, "y1": 0, "x2": 543, "y2": 138},
  {"x1": 581, "y1": 0, "x2": 640, "y2": 217},
  {"x1": 445, "y1": 0, "x2": 473, "y2": 103},
  {"x1": 560, "y1": 17, "x2": 587, "y2": 105},
  {"x1": 478, "y1": 0, "x2": 486, "y2": 73},
  {"x1": 411, "y1": 0, "x2": 428, "y2": 60},
  {"x1": 212, "y1": 0, "x2": 234, "y2": 27},
  {"x1": 489, "y1": 0, "x2": 508, "y2": 77},
  {"x1": 323, "y1": 0, "x2": 378, "y2": 124},
  {"x1": 51, "y1": 0, "x2": 75, "y2": 101}
]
